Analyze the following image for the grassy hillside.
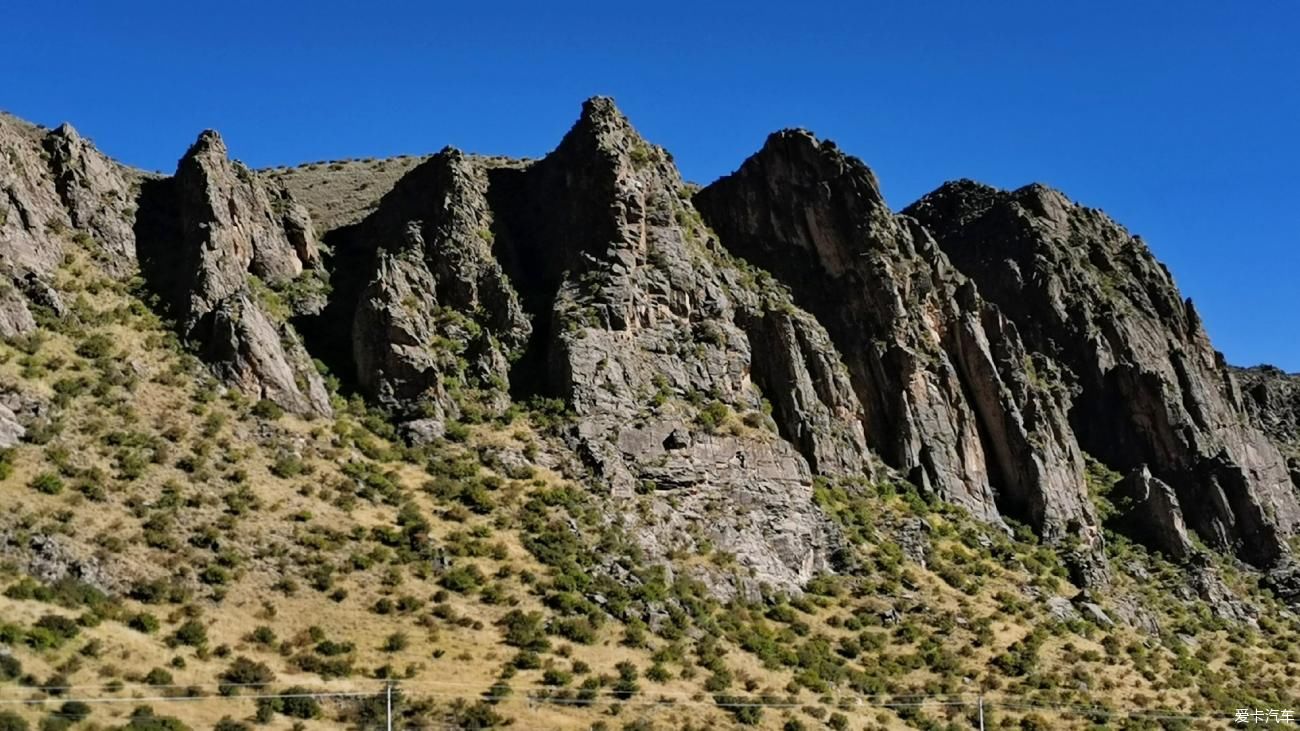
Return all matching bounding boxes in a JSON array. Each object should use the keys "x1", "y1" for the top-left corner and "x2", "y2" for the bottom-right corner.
[{"x1": 2, "y1": 245, "x2": 1298, "y2": 730}]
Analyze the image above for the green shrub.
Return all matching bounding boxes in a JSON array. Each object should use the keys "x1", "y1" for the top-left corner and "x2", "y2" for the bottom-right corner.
[
  {"x1": 278, "y1": 687, "x2": 322, "y2": 719},
  {"x1": 695, "y1": 400, "x2": 731, "y2": 433},
  {"x1": 128, "y1": 612, "x2": 160, "y2": 634},
  {"x1": 29, "y1": 472, "x2": 64, "y2": 495},
  {"x1": 250, "y1": 399, "x2": 284, "y2": 420},
  {"x1": 382, "y1": 632, "x2": 409, "y2": 652},
  {"x1": 51, "y1": 702, "x2": 90, "y2": 731},
  {"x1": 75, "y1": 333, "x2": 115, "y2": 360},
  {"x1": 170, "y1": 619, "x2": 208, "y2": 647},
  {"x1": 220, "y1": 657, "x2": 275, "y2": 694},
  {"x1": 269, "y1": 453, "x2": 304, "y2": 478},
  {"x1": 0, "y1": 655, "x2": 22, "y2": 681},
  {"x1": 0, "y1": 711, "x2": 29, "y2": 731}
]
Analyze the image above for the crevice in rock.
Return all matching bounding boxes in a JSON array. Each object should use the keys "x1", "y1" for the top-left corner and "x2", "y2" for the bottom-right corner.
[
  {"x1": 292, "y1": 219, "x2": 377, "y2": 397},
  {"x1": 485, "y1": 165, "x2": 566, "y2": 401},
  {"x1": 131, "y1": 176, "x2": 182, "y2": 315}
]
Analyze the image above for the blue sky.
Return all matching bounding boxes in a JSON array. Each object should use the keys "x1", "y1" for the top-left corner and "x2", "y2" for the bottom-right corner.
[{"x1": 3, "y1": 1, "x2": 1296, "y2": 369}]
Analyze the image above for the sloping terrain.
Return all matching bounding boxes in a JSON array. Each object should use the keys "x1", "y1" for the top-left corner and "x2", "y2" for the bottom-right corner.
[{"x1": 1, "y1": 101, "x2": 1299, "y2": 730}]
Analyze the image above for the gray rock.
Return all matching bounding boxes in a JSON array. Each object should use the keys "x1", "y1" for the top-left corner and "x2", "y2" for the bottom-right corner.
[
  {"x1": 696, "y1": 130, "x2": 1103, "y2": 579},
  {"x1": 1113, "y1": 465, "x2": 1195, "y2": 561},
  {"x1": 43, "y1": 123, "x2": 138, "y2": 272},
  {"x1": 0, "y1": 401, "x2": 24, "y2": 447},
  {"x1": 1077, "y1": 601, "x2": 1113, "y2": 627},
  {"x1": 173, "y1": 130, "x2": 306, "y2": 316},
  {"x1": 1110, "y1": 594, "x2": 1161, "y2": 634},
  {"x1": 477, "y1": 99, "x2": 862, "y2": 595},
  {"x1": 663, "y1": 428, "x2": 692, "y2": 450},
  {"x1": 0, "y1": 114, "x2": 70, "y2": 279},
  {"x1": 1235, "y1": 365, "x2": 1300, "y2": 469},
  {"x1": 907, "y1": 180, "x2": 1300, "y2": 571},
  {"x1": 0, "y1": 279, "x2": 36, "y2": 338},
  {"x1": 1046, "y1": 596, "x2": 1080, "y2": 622},
  {"x1": 200, "y1": 293, "x2": 331, "y2": 416},
  {"x1": 0, "y1": 531, "x2": 129, "y2": 596},
  {"x1": 898, "y1": 518, "x2": 930, "y2": 567},
  {"x1": 400, "y1": 417, "x2": 447, "y2": 446},
  {"x1": 349, "y1": 149, "x2": 529, "y2": 417},
  {"x1": 158, "y1": 130, "x2": 331, "y2": 417}
]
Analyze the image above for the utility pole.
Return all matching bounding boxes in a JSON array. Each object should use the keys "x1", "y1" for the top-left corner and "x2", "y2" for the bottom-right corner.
[
  {"x1": 977, "y1": 693, "x2": 985, "y2": 731},
  {"x1": 386, "y1": 683, "x2": 393, "y2": 731}
]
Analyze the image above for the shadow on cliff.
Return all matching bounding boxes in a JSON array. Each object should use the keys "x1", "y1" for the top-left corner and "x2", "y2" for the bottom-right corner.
[
  {"x1": 290, "y1": 221, "x2": 372, "y2": 398},
  {"x1": 131, "y1": 176, "x2": 185, "y2": 320},
  {"x1": 485, "y1": 166, "x2": 567, "y2": 402}
]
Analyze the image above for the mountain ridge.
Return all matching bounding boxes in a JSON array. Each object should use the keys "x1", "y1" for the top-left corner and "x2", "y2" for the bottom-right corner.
[{"x1": 2, "y1": 97, "x2": 1299, "y2": 730}]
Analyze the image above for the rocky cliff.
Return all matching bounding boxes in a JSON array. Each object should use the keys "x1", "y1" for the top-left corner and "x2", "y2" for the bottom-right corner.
[
  {"x1": 905, "y1": 181, "x2": 1300, "y2": 570},
  {"x1": 1236, "y1": 365, "x2": 1300, "y2": 487},
  {"x1": 2, "y1": 99, "x2": 1296, "y2": 603},
  {"x1": 695, "y1": 133, "x2": 1100, "y2": 568}
]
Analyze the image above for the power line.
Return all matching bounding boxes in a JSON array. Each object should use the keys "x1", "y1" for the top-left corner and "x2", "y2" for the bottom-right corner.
[{"x1": 0, "y1": 683, "x2": 1239, "y2": 721}]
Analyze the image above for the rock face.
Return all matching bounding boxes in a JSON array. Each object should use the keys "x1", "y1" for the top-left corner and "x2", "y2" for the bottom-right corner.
[
  {"x1": 694, "y1": 131, "x2": 1100, "y2": 561},
  {"x1": 348, "y1": 148, "x2": 530, "y2": 421},
  {"x1": 172, "y1": 131, "x2": 306, "y2": 317},
  {"x1": 153, "y1": 131, "x2": 330, "y2": 416},
  {"x1": 905, "y1": 181, "x2": 1300, "y2": 568},
  {"x1": 0, "y1": 114, "x2": 70, "y2": 336},
  {"x1": 42, "y1": 123, "x2": 138, "y2": 272},
  {"x1": 1112, "y1": 466, "x2": 1194, "y2": 561},
  {"x1": 480, "y1": 99, "x2": 870, "y2": 596},
  {"x1": 0, "y1": 114, "x2": 69, "y2": 279},
  {"x1": 1235, "y1": 366, "x2": 1300, "y2": 459}
]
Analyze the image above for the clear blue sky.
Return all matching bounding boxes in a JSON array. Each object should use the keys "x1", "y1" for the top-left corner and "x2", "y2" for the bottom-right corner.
[{"x1": 3, "y1": 1, "x2": 1296, "y2": 370}]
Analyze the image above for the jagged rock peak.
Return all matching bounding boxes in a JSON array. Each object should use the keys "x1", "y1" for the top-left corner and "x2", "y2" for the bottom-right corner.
[
  {"x1": 754, "y1": 128, "x2": 887, "y2": 207},
  {"x1": 173, "y1": 128, "x2": 313, "y2": 314},
  {"x1": 349, "y1": 146, "x2": 530, "y2": 420},
  {"x1": 148, "y1": 127, "x2": 331, "y2": 416},
  {"x1": 42, "y1": 121, "x2": 138, "y2": 272}
]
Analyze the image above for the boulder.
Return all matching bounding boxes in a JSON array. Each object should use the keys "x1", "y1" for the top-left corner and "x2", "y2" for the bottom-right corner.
[{"x1": 1112, "y1": 465, "x2": 1195, "y2": 561}]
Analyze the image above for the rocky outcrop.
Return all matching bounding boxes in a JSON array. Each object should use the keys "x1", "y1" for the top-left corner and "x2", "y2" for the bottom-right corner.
[
  {"x1": 694, "y1": 131, "x2": 1100, "y2": 561},
  {"x1": 348, "y1": 149, "x2": 530, "y2": 421},
  {"x1": 0, "y1": 114, "x2": 69, "y2": 279},
  {"x1": 0, "y1": 401, "x2": 24, "y2": 447},
  {"x1": 1112, "y1": 466, "x2": 1194, "y2": 561},
  {"x1": 1, "y1": 114, "x2": 71, "y2": 336},
  {"x1": 479, "y1": 99, "x2": 870, "y2": 596},
  {"x1": 0, "y1": 280, "x2": 37, "y2": 338},
  {"x1": 269, "y1": 182, "x2": 321, "y2": 268},
  {"x1": 1235, "y1": 366, "x2": 1300, "y2": 459},
  {"x1": 906, "y1": 181, "x2": 1300, "y2": 568},
  {"x1": 736, "y1": 306, "x2": 870, "y2": 476},
  {"x1": 0, "y1": 387, "x2": 50, "y2": 448},
  {"x1": 172, "y1": 131, "x2": 307, "y2": 317},
  {"x1": 153, "y1": 131, "x2": 330, "y2": 416},
  {"x1": 42, "y1": 123, "x2": 138, "y2": 272}
]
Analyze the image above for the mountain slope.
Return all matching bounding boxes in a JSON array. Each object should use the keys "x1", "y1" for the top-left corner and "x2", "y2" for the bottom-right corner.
[{"x1": 2, "y1": 101, "x2": 1299, "y2": 730}]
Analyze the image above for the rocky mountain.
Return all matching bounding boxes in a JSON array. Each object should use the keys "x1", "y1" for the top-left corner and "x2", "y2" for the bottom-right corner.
[
  {"x1": 903, "y1": 182, "x2": 1299, "y2": 573},
  {"x1": 2, "y1": 101, "x2": 1300, "y2": 730}
]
